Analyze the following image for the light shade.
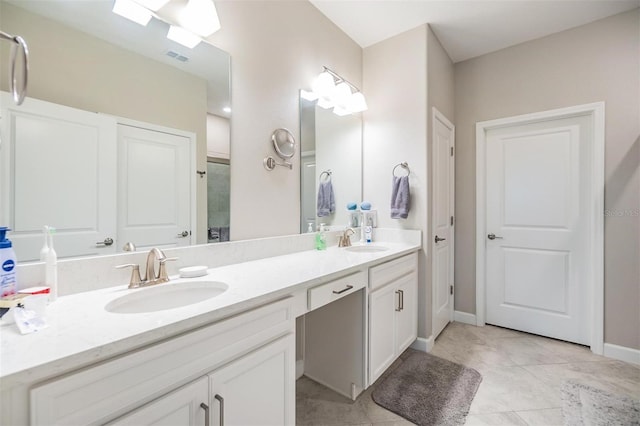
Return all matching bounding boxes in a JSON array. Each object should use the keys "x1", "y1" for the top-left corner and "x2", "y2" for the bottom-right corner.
[
  {"x1": 300, "y1": 90, "x2": 319, "y2": 101},
  {"x1": 349, "y1": 92, "x2": 368, "y2": 113},
  {"x1": 180, "y1": 0, "x2": 221, "y2": 37},
  {"x1": 332, "y1": 82, "x2": 352, "y2": 110},
  {"x1": 112, "y1": 0, "x2": 152, "y2": 26},
  {"x1": 135, "y1": 0, "x2": 170, "y2": 11},
  {"x1": 167, "y1": 25, "x2": 201, "y2": 48},
  {"x1": 312, "y1": 71, "x2": 335, "y2": 98}
]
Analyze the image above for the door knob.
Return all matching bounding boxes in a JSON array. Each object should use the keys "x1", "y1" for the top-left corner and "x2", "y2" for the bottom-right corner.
[
  {"x1": 434, "y1": 235, "x2": 446, "y2": 243},
  {"x1": 177, "y1": 230, "x2": 189, "y2": 238},
  {"x1": 96, "y1": 237, "x2": 114, "y2": 246},
  {"x1": 487, "y1": 233, "x2": 503, "y2": 240}
]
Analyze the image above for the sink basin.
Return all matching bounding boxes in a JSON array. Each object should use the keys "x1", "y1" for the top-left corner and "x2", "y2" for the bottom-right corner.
[
  {"x1": 105, "y1": 280, "x2": 228, "y2": 314},
  {"x1": 345, "y1": 245, "x2": 389, "y2": 253}
]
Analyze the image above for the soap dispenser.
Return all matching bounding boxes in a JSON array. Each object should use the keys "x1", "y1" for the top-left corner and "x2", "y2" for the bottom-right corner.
[{"x1": 315, "y1": 223, "x2": 327, "y2": 250}]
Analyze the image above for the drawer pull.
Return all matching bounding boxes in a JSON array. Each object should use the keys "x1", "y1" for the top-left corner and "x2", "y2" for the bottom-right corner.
[
  {"x1": 333, "y1": 285, "x2": 354, "y2": 295},
  {"x1": 215, "y1": 394, "x2": 224, "y2": 426},
  {"x1": 200, "y1": 403, "x2": 209, "y2": 426}
]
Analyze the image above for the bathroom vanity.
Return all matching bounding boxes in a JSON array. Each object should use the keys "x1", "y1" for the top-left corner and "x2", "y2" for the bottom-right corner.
[{"x1": 0, "y1": 230, "x2": 420, "y2": 425}]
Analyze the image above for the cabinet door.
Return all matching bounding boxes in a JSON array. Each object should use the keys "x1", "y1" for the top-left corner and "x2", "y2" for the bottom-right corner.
[
  {"x1": 107, "y1": 377, "x2": 208, "y2": 426},
  {"x1": 369, "y1": 283, "x2": 398, "y2": 384},
  {"x1": 209, "y1": 334, "x2": 295, "y2": 426},
  {"x1": 395, "y1": 272, "x2": 418, "y2": 354}
]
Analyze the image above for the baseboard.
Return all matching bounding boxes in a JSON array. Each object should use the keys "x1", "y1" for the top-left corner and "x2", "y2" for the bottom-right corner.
[
  {"x1": 454, "y1": 311, "x2": 477, "y2": 326},
  {"x1": 603, "y1": 343, "x2": 640, "y2": 365},
  {"x1": 296, "y1": 359, "x2": 304, "y2": 379},
  {"x1": 410, "y1": 336, "x2": 434, "y2": 352}
]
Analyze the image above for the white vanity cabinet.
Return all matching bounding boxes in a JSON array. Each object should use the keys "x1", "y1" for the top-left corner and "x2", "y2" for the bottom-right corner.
[
  {"x1": 368, "y1": 253, "x2": 418, "y2": 384},
  {"x1": 109, "y1": 334, "x2": 295, "y2": 426},
  {"x1": 30, "y1": 298, "x2": 295, "y2": 425},
  {"x1": 209, "y1": 334, "x2": 295, "y2": 425},
  {"x1": 107, "y1": 377, "x2": 209, "y2": 426}
]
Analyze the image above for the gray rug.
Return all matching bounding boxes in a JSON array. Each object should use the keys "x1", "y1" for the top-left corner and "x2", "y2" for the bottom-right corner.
[
  {"x1": 561, "y1": 381, "x2": 640, "y2": 425},
  {"x1": 371, "y1": 351, "x2": 482, "y2": 425}
]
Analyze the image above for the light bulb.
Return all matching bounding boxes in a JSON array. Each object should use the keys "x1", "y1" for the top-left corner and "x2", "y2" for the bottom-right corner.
[
  {"x1": 180, "y1": 0, "x2": 221, "y2": 37},
  {"x1": 112, "y1": 0, "x2": 152, "y2": 26},
  {"x1": 167, "y1": 25, "x2": 202, "y2": 48},
  {"x1": 312, "y1": 72, "x2": 335, "y2": 98}
]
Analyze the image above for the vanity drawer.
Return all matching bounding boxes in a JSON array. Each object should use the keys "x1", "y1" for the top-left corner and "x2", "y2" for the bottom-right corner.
[
  {"x1": 308, "y1": 271, "x2": 366, "y2": 311},
  {"x1": 369, "y1": 252, "x2": 418, "y2": 291}
]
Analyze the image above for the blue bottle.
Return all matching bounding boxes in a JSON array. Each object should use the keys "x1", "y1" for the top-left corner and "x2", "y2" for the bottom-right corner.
[{"x1": 0, "y1": 227, "x2": 17, "y2": 298}]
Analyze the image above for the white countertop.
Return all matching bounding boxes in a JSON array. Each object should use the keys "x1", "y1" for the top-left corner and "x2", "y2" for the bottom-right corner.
[{"x1": 0, "y1": 241, "x2": 419, "y2": 385}]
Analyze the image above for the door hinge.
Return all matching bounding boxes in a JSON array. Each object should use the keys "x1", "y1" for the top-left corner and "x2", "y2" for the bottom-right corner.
[
  {"x1": 450, "y1": 285, "x2": 454, "y2": 295},
  {"x1": 450, "y1": 216, "x2": 454, "y2": 226},
  {"x1": 450, "y1": 147, "x2": 454, "y2": 156}
]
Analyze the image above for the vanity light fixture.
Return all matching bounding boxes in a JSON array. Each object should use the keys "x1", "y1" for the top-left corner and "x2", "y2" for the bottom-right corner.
[
  {"x1": 179, "y1": 0, "x2": 221, "y2": 37},
  {"x1": 309, "y1": 67, "x2": 368, "y2": 115},
  {"x1": 135, "y1": 0, "x2": 170, "y2": 11},
  {"x1": 167, "y1": 25, "x2": 201, "y2": 48},
  {"x1": 112, "y1": 0, "x2": 153, "y2": 26}
]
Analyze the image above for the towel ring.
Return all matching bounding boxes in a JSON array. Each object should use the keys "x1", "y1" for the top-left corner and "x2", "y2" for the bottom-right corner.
[
  {"x1": 392, "y1": 162, "x2": 410, "y2": 177},
  {"x1": 319, "y1": 170, "x2": 332, "y2": 182}
]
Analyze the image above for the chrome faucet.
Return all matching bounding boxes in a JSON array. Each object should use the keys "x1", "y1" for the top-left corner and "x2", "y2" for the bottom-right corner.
[
  {"x1": 338, "y1": 228, "x2": 355, "y2": 247},
  {"x1": 116, "y1": 248, "x2": 178, "y2": 289}
]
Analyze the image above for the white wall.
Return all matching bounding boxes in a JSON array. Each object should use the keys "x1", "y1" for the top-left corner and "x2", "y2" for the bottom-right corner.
[
  {"x1": 209, "y1": 0, "x2": 362, "y2": 240},
  {"x1": 206, "y1": 114, "x2": 230, "y2": 160},
  {"x1": 454, "y1": 9, "x2": 640, "y2": 350},
  {"x1": 363, "y1": 25, "x2": 429, "y2": 338}
]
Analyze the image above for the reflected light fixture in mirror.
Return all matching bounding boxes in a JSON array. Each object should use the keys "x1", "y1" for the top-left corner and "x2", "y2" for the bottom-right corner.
[
  {"x1": 306, "y1": 67, "x2": 368, "y2": 116},
  {"x1": 112, "y1": 0, "x2": 220, "y2": 49}
]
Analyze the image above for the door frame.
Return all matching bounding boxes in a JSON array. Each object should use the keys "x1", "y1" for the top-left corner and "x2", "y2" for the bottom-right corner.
[
  {"x1": 475, "y1": 102, "x2": 605, "y2": 355},
  {"x1": 431, "y1": 107, "x2": 455, "y2": 336}
]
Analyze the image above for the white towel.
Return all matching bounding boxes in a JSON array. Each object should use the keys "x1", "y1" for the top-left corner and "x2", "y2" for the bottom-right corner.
[
  {"x1": 390, "y1": 176, "x2": 410, "y2": 219},
  {"x1": 317, "y1": 181, "x2": 335, "y2": 217}
]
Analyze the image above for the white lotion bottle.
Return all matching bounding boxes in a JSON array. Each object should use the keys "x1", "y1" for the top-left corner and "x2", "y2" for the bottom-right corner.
[
  {"x1": 45, "y1": 228, "x2": 58, "y2": 302},
  {"x1": 40, "y1": 225, "x2": 50, "y2": 262}
]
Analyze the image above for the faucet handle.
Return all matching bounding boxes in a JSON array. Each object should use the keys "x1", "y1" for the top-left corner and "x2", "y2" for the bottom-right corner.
[
  {"x1": 158, "y1": 257, "x2": 178, "y2": 282},
  {"x1": 115, "y1": 263, "x2": 143, "y2": 288}
]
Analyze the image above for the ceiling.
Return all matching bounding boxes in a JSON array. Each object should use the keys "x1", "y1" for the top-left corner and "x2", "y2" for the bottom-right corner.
[{"x1": 309, "y1": 0, "x2": 640, "y2": 63}]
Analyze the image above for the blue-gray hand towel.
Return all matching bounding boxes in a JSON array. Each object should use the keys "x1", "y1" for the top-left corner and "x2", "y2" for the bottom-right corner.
[
  {"x1": 317, "y1": 180, "x2": 335, "y2": 217},
  {"x1": 391, "y1": 175, "x2": 410, "y2": 219}
]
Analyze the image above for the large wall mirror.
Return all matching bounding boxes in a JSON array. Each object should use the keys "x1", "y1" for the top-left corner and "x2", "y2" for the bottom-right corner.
[
  {"x1": 299, "y1": 94, "x2": 362, "y2": 233},
  {"x1": 0, "y1": 0, "x2": 231, "y2": 262}
]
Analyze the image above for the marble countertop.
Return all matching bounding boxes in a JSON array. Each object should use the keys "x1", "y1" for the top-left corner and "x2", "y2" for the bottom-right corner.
[{"x1": 0, "y1": 241, "x2": 419, "y2": 385}]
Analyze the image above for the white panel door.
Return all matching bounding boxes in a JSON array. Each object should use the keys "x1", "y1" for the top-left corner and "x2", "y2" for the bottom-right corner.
[
  {"x1": 0, "y1": 93, "x2": 117, "y2": 261},
  {"x1": 209, "y1": 334, "x2": 295, "y2": 426},
  {"x1": 107, "y1": 377, "x2": 208, "y2": 426},
  {"x1": 485, "y1": 115, "x2": 591, "y2": 344},
  {"x1": 432, "y1": 109, "x2": 455, "y2": 338},
  {"x1": 117, "y1": 124, "x2": 192, "y2": 251}
]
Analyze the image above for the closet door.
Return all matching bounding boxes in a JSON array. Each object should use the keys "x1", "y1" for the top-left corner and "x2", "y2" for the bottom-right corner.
[{"x1": 0, "y1": 93, "x2": 117, "y2": 261}]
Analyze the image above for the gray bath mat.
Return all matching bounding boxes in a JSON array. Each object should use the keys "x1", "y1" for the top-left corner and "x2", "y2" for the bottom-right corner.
[
  {"x1": 371, "y1": 351, "x2": 482, "y2": 425},
  {"x1": 561, "y1": 381, "x2": 640, "y2": 425}
]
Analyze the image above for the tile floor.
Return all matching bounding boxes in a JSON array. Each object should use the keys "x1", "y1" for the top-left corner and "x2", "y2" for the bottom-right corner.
[{"x1": 296, "y1": 321, "x2": 640, "y2": 425}]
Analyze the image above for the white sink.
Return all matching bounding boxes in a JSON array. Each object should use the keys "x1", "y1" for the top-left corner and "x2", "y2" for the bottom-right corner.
[
  {"x1": 105, "y1": 280, "x2": 228, "y2": 314},
  {"x1": 344, "y1": 245, "x2": 389, "y2": 253}
]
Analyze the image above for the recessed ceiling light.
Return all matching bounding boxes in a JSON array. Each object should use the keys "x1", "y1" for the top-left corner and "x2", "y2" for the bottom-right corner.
[
  {"x1": 167, "y1": 25, "x2": 201, "y2": 49},
  {"x1": 112, "y1": 0, "x2": 152, "y2": 26}
]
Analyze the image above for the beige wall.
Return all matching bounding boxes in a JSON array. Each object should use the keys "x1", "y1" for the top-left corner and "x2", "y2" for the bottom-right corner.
[
  {"x1": 363, "y1": 25, "x2": 429, "y2": 338},
  {"x1": 426, "y1": 25, "x2": 455, "y2": 336},
  {"x1": 1, "y1": 3, "x2": 209, "y2": 242},
  {"x1": 454, "y1": 9, "x2": 640, "y2": 349},
  {"x1": 209, "y1": 0, "x2": 362, "y2": 240}
]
